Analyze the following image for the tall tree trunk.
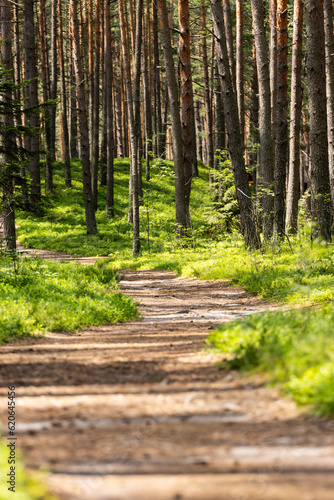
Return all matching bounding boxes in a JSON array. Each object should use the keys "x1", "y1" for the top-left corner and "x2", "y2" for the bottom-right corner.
[
  {"x1": 38, "y1": 0, "x2": 53, "y2": 193},
  {"x1": 1, "y1": 0, "x2": 16, "y2": 250},
  {"x1": 118, "y1": 0, "x2": 141, "y2": 254},
  {"x1": 24, "y1": 0, "x2": 41, "y2": 214},
  {"x1": 105, "y1": 0, "x2": 115, "y2": 217},
  {"x1": 201, "y1": 1, "x2": 214, "y2": 181},
  {"x1": 305, "y1": 0, "x2": 332, "y2": 240},
  {"x1": 210, "y1": 0, "x2": 259, "y2": 249},
  {"x1": 236, "y1": 0, "x2": 245, "y2": 148},
  {"x1": 70, "y1": 0, "x2": 97, "y2": 234},
  {"x1": 13, "y1": 2, "x2": 28, "y2": 209},
  {"x1": 269, "y1": 0, "x2": 277, "y2": 147},
  {"x1": 158, "y1": 0, "x2": 188, "y2": 233},
  {"x1": 250, "y1": 0, "x2": 274, "y2": 240},
  {"x1": 58, "y1": 0, "x2": 72, "y2": 188},
  {"x1": 223, "y1": 0, "x2": 236, "y2": 93},
  {"x1": 324, "y1": 0, "x2": 334, "y2": 205},
  {"x1": 91, "y1": 0, "x2": 101, "y2": 210},
  {"x1": 153, "y1": 2, "x2": 163, "y2": 157},
  {"x1": 179, "y1": 0, "x2": 194, "y2": 223},
  {"x1": 286, "y1": 0, "x2": 303, "y2": 233},
  {"x1": 50, "y1": 0, "x2": 57, "y2": 164},
  {"x1": 274, "y1": 0, "x2": 288, "y2": 237}
]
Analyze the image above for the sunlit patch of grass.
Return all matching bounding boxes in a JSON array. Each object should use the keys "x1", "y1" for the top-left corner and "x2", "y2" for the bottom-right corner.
[
  {"x1": 0, "y1": 257, "x2": 138, "y2": 343},
  {"x1": 207, "y1": 306, "x2": 334, "y2": 416}
]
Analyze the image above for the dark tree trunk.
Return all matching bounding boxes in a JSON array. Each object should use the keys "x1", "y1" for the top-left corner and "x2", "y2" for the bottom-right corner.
[
  {"x1": 1, "y1": 0, "x2": 16, "y2": 250},
  {"x1": 105, "y1": 0, "x2": 115, "y2": 218},
  {"x1": 274, "y1": 0, "x2": 288, "y2": 237},
  {"x1": 58, "y1": 0, "x2": 72, "y2": 188},
  {"x1": 324, "y1": 0, "x2": 334, "y2": 205},
  {"x1": 70, "y1": 63, "x2": 79, "y2": 158},
  {"x1": 70, "y1": 0, "x2": 97, "y2": 234},
  {"x1": 50, "y1": 0, "x2": 57, "y2": 164},
  {"x1": 158, "y1": 0, "x2": 188, "y2": 233},
  {"x1": 179, "y1": 0, "x2": 194, "y2": 223},
  {"x1": 153, "y1": 1, "x2": 163, "y2": 158},
  {"x1": 210, "y1": 0, "x2": 259, "y2": 249},
  {"x1": 39, "y1": 0, "x2": 53, "y2": 193},
  {"x1": 250, "y1": 0, "x2": 274, "y2": 240},
  {"x1": 286, "y1": 0, "x2": 303, "y2": 233},
  {"x1": 236, "y1": 0, "x2": 245, "y2": 148},
  {"x1": 24, "y1": 0, "x2": 41, "y2": 214},
  {"x1": 201, "y1": 1, "x2": 214, "y2": 181},
  {"x1": 91, "y1": 0, "x2": 101, "y2": 210},
  {"x1": 305, "y1": 0, "x2": 332, "y2": 240}
]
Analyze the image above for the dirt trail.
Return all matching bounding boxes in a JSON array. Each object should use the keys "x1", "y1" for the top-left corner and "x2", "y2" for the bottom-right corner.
[{"x1": 1, "y1": 242, "x2": 334, "y2": 499}]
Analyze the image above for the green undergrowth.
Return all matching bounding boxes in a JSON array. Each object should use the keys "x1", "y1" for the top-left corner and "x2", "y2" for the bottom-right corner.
[
  {"x1": 13, "y1": 158, "x2": 334, "y2": 416},
  {"x1": 0, "y1": 439, "x2": 57, "y2": 499},
  {"x1": 0, "y1": 256, "x2": 138, "y2": 344},
  {"x1": 207, "y1": 306, "x2": 334, "y2": 416}
]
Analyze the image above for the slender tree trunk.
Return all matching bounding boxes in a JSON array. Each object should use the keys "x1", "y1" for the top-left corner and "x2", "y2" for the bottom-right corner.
[
  {"x1": 158, "y1": 0, "x2": 188, "y2": 233},
  {"x1": 286, "y1": 0, "x2": 303, "y2": 233},
  {"x1": 38, "y1": 0, "x2": 53, "y2": 193},
  {"x1": 115, "y1": 86, "x2": 124, "y2": 157},
  {"x1": 274, "y1": 0, "x2": 288, "y2": 237},
  {"x1": 324, "y1": 0, "x2": 334, "y2": 205},
  {"x1": 143, "y1": 0, "x2": 153, "y2": 179},
  {"x1": 236, "y1": 0, "x2": 245, "y2": 148},
  {"x1": 305, "y1": 0, "x2": 332, "y2": 240},
  {"x1": 269, "y1": 0, "x2": 277, "y2": 147},
  {"x1": 119, "y1": 0, "x2": 141, "y2": 254},
  {"x1": 210, "y1": 0, "x2": 259, "y2": 249},
  {"x1": 24, "y1": 0, "x2": 41, "y2": 214},
  {"x1": 201, "y1": 1, "x2": 214, "y2": 181},
  {"x1": 153, "y1": 2, "x2": 163, "y2": 157},
  {"x1": 179, "y1": 0, "x2": 194, "y2": 224},
  {"x1": 70, "y1": 0, "x2": 97, "y2": 234},
  {"x1": 91, "y1": 0, "x2": 101, "y2": 210},
  {"x1": 50, "y1": 0, "x2": 57, "y2": 164},
  {"x1": 1, "y1": 0, "x2": 16, "y2": 250},
  {"x1": 105, "y1": 0, "x2": 114, "y2": 217},
  {"x1": 250, "y1": 0, "x2": 274, "y2": 240},
  {"x1": 223, "y1": 0, "x2": 236, "y2": 93},
  {"x1": 58, "y1": 0, "x2": 72, "y2": 188}
]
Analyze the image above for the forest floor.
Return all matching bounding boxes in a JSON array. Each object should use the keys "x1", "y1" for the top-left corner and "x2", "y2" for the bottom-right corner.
[{"x1": 1, "y1": 243, "x2": 334, "y2": 499}]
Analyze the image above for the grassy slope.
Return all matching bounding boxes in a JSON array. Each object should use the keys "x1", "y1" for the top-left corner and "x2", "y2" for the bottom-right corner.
[{"x1": 13, "y1": 159, "x2": 334, "y2": 416}]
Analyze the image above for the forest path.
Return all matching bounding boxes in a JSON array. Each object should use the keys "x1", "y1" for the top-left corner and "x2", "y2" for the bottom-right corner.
[{"x1": 1, "y1": 238, "x2": 334, "y2": 499}]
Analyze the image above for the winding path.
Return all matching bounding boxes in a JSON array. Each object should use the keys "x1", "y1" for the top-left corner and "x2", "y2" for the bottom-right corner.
[{"x1": 1, "y1": 238, "x2": 334, "y2": 499}]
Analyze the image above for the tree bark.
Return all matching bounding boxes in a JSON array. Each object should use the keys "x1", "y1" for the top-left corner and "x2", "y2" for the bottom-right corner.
[
  {"x1": 70, "y1": 0, "x2": 97, "y2": 234},
  {"x1": 286, "y1": 0, "x2": 303, "y2": 233},
  {"x1": 201, "y1": 1, "x2": 214, "y2": 181},
  {"x1": 158, "y1": 0, "x2": 188, "y2": 233},
  {"x1": 1, "y1": 0, "x2": 16, "y2": 250},
  {"x1": 324, "y1": 0, "x2": 334, "y2": 205},
  {"x1": 274, "y1": 0, "x2": 288, "y2": 237},
  {"x1": 24, "y1": 0, "x2": 41, "y2": 214},
  {"x1": 210, "y1": 0, "x2": 259, "y2": 249},
  {"x1": 105, "y1": 0, "x2": 114, "y2": 217},
  {"x1": 58, "y1": 0, "x2": 72, "y2": 188},
  {"x1": 250, "y1": 0, "x2": 274, "y2": 240},
  {"x1": 38, "y1": 0, "x2": 53, "y2": 193},
  {"x1": 236, "y1": 0, "x2": 245, "y2": 148},
  {"x1": 305, "y1": 0, "x2": 332, "y2": 240},
  {"x1": 179, "y1": 0, "x2": 194, "y2": 223}
]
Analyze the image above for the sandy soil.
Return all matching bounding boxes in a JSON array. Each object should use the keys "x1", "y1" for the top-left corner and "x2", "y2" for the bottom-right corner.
[{"x1": 1, "y1": 241, "x2": 334, "y2": 499}]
